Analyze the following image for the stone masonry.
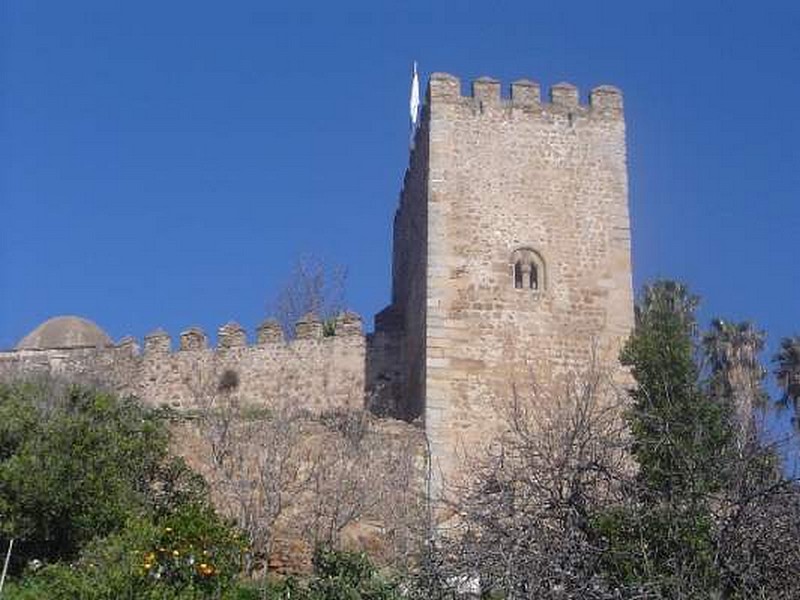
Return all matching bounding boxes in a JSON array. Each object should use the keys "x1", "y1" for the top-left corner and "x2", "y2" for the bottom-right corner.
[
  {"x1": 1, "y1": 70, "x2": 634, "y2": 503},
  {"x1": 374, "y1": 73, "x2": 634, "y2": 494},
  {"x1": 0, "y1": 313, "x2": 366, "y2": 413}
]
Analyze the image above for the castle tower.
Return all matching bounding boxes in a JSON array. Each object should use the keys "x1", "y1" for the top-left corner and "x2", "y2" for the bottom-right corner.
[{"x1": 373, "y1": 72, "x2": 634, "y2": 494}]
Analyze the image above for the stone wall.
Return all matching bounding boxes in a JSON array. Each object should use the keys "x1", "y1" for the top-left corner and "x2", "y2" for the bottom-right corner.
[
  {"x1": 415, "y1": 74, "x2": 635, "y2": 492},
  {"x1": 0, "y1": 69, "x2": 636, "y2": 518},
  {"x1": 0, "y1": 312, "x2": 366, "y2": 413},
  {"x1": 370, "y1": 115, "x2": 431, "y2": 421},
  {"x1": 174, "y1": 412, "x2": 428, "y2": 572}
]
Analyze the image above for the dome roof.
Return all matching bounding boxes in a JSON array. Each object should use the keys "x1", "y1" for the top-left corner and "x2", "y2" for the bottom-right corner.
[{"x1": 16, "y1": 316, "x2": 113, "y2": 350}]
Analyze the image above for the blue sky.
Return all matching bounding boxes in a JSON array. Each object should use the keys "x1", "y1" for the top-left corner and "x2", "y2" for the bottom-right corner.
[{"x1": 2, "y1": 1, "x2": 799, "y2": 451}]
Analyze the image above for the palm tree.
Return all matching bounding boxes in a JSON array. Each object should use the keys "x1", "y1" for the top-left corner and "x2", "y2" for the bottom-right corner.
[
  {"x1": 702, "y1": 319, "x2": 767, "y2": 438},
  {"x1": 636, "y1": 280, "x2": 700, "y2": 336},
  {"x1": 774, "y1": 336, "x2": 800, "y2": 409}
]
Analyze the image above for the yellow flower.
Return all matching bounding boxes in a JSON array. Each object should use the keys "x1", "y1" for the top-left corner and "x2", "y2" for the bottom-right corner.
[{"x1": 172, "y1": 550, "x2": 180, "y2": 557}]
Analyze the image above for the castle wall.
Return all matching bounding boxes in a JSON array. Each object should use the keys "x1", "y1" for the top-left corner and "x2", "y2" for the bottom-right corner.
[
  {"x1": 175, "y1": 413, "x2": 427, "y2": 572},
  {"x1": 0, "y1": 313, "x2": 366, "y2": 412},
  {"x1": 370, "y1": 118, "x2": 430, "y2": 420},
  {"x1": 1, "y1": 69, "x2": 635, "y2": 513},
  {"x1": 0, "y1": 67, "x2": 638, "y2": 568},
  {"x1": 421, "y1": 74, "x2": 634, "y2": 489}
]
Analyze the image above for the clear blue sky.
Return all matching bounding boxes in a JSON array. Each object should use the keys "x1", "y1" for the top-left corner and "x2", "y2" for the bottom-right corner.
[{"x1": 2, "y1": 2, "x2": 799, "y2": 432}]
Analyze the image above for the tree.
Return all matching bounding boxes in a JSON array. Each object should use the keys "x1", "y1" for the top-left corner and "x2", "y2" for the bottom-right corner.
[
  {"x1": 621, "y1": 280, "x2": 732, "y2": 503},
  {"x1": 0, "y1": 379, "x2": 246, "y2": 599},
  {"x1": 186, "y1": 370, "x2": 425, "y2": 576},
  {"x1": 269, "y1": 254, "x2": 348, "y2": 338},
  {"x1": 0, "y1": 381, "x2": 204, "y2": 568},
  {"x1": 600, "y1": 281, "x2": 800, "y2": 599},
  {"x1": 421, "y1": 367, "x2": 629, "y2": 600},
  {"x1": 425, "y1": 280, "x2": 800, "y2": 600},
  {"x1": 714, "y1": 435, "x2": 800, "y2": 598},
  {"x1": 774, "y1": 335, "x2": 800, "y2": 414},
  {"x1": 702, "y1": 319, "x2": 767, "y2": 443},
  {"x1": 594, "y1": 281, "x2": 731, "y2": 597},
  {"x1": 184, "y1": 368, "x2": 309, "y2": 575},
  {"x1": 4, "y1": 504, "x2": 245, "y2": 600}
]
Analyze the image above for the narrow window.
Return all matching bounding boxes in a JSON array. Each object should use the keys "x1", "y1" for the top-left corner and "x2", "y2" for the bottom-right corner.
[
  {"x1": 514, "y1": 261, "x2": 524, "y2": 289},
  {"x1": 510, "y1": 248, "x2": 544, "y2": 292},
  {"x1": 529, "y1": 263, "x2": 538, "y2": 290}
]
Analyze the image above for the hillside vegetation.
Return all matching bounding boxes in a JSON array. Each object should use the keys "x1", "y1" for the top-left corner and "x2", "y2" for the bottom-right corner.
[{"x1": 1, "y1": 280, "x2": 799, "y2": 599}]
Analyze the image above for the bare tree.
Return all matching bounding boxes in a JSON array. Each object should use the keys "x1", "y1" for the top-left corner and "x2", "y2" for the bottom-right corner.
[
  {"x1": 304, "y1": 409, "x2": 427, "y2": 568},
  {"x1": 715, "y1": 432, "x2": 800, "y2": 599},
  {"x1": 421, "y1": 368, "x2": 631, "y2": 600},
  {"x1": 185, "y1": 363, "x2": 426, "y2": 574},
  {"x1": 185, "y1": 367, "x2": 310, "y2": 574},
  {"x1": 269, "y1": 254, "x2": 348, "y2": 338}
]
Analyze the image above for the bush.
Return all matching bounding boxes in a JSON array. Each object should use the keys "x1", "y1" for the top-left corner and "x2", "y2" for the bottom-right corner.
[
  {"x1": 4, "y1": 495, "x2": 245, "y2": 600},
  {"x1": 0, "y1": 382, "x2": 205, "y2": 567},
  {"x1": 0, "y1": 381, "x2": 244, "y2": 598},
  {"x1": 226, "y1": 548, "x2": 399, "y2": 600},
  {"x1": 308, "y1": 546, "x2": 398, "y2": 600}
]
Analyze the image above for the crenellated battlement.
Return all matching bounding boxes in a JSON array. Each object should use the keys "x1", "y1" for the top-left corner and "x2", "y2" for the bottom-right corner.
[
  {"x1": 101, "y1": 311, "x2": 366, "y2": 357},
  {"x1": 144, "y1": 328, "x2": 171, "y2": 355},
  {"x1": 180, "y1": 327, "x2": 208, "y2": 351},
  {"x1": 0, "y1": 312, "x2": 366, "y2": 412},
  {"x1": 0, "y1": 63, "x2": 634, "y2": 541},
  {"x1": 426, "y1": 72, "x2": 623, "y2": 116}
]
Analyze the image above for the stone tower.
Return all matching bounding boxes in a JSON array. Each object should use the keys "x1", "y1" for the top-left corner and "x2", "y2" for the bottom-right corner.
[{"x1": 372, "y1": 72, "x2": 634, "y2": 493}]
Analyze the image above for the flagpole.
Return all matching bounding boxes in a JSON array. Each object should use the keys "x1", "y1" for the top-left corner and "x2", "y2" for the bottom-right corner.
[{"x1": 409, "y1": 60, "x2": 420, "y2": 150}]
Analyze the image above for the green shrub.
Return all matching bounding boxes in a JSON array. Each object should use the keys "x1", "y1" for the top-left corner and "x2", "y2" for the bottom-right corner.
[
  {"x1": 0, "y1": 381, "x2": 243, "y2": 598},
  {"x1": 0, "y1": 382, "x2": 205, "y2": 566},
  {"x1": 221, "y1": 549, "x2": 399, "y2": 600},
  {"x1": 4, "y1": 503, "x2": 245, "y2": 600},
  {"x1": 305, "y1": 547, "x2": 398, "y2": 600}
]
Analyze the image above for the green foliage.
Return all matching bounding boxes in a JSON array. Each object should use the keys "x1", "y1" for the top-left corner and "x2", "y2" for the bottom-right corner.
[
  {"x1": 0, "y1": 381, "x2": 244, "y2": 599},
  {"x1": 0, "y1": 381, "x2": 395, "y2": 599},
  {"x1": 307, "y1": 546, "x2": 398, "y2": 600},
  {"x1": 215, "y1": 549, "x2": 399, "y2": 600},
  {"x1": 775, "y1": 335, "x2": 800, "y2": 411},
  {"x1": 620, "y1": 280, "x2": 732, "y2": 500},
  {"x1": 322, "y1": 319, "x2": 337, "y2": 337},
  {"x1": 4, "y1": 501, "x2": 246, "y2": 600},
  {"x1": 134, "y1": 503, "x2": 245, "y2": 595},
  {"x1": 0, "y1": 382, "x2": 184, "y2": 565},
  {"x1": 593, "y1": 504, "x2": 718, "y2": 596},
  {"x1": 598, "y1": 281, "x2": 733, "y2": 596}
]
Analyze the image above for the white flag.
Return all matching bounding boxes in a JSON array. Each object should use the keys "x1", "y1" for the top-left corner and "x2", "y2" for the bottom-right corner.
[{"x1": 409, "y1": 61, "x2": 420, "y2": 148}]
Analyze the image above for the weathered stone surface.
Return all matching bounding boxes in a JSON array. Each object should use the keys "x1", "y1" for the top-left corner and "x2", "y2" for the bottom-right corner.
[
  {"x1": 0, "y1": 68, "x2": 635, "y2": 543},
  {"x1": 15, "y1": 316, "x2": 112, "y2": 350},
  {"x1": 256, "y1": 319, "x2": 283, "y2": 344},
  {"x1": 295, "y1": 313, "x2": 323, "y2": 340},
  {"x1": 180, "y1": 327, "x2": 208, "y2": 351},
  {"x1": 374, "y1": 74, "x2": 634, "y2": 495},
  {"x1": 218, "y1": 322, "x2": 247, "y2": 348},
  {"x1": 1, "y1": 318, "x2": 367, "y2": 412}
]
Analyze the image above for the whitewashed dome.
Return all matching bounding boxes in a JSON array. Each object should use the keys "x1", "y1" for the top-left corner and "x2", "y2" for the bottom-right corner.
[{"x1": 16, "y1": 316, "x2": 112, "y2": 350}]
